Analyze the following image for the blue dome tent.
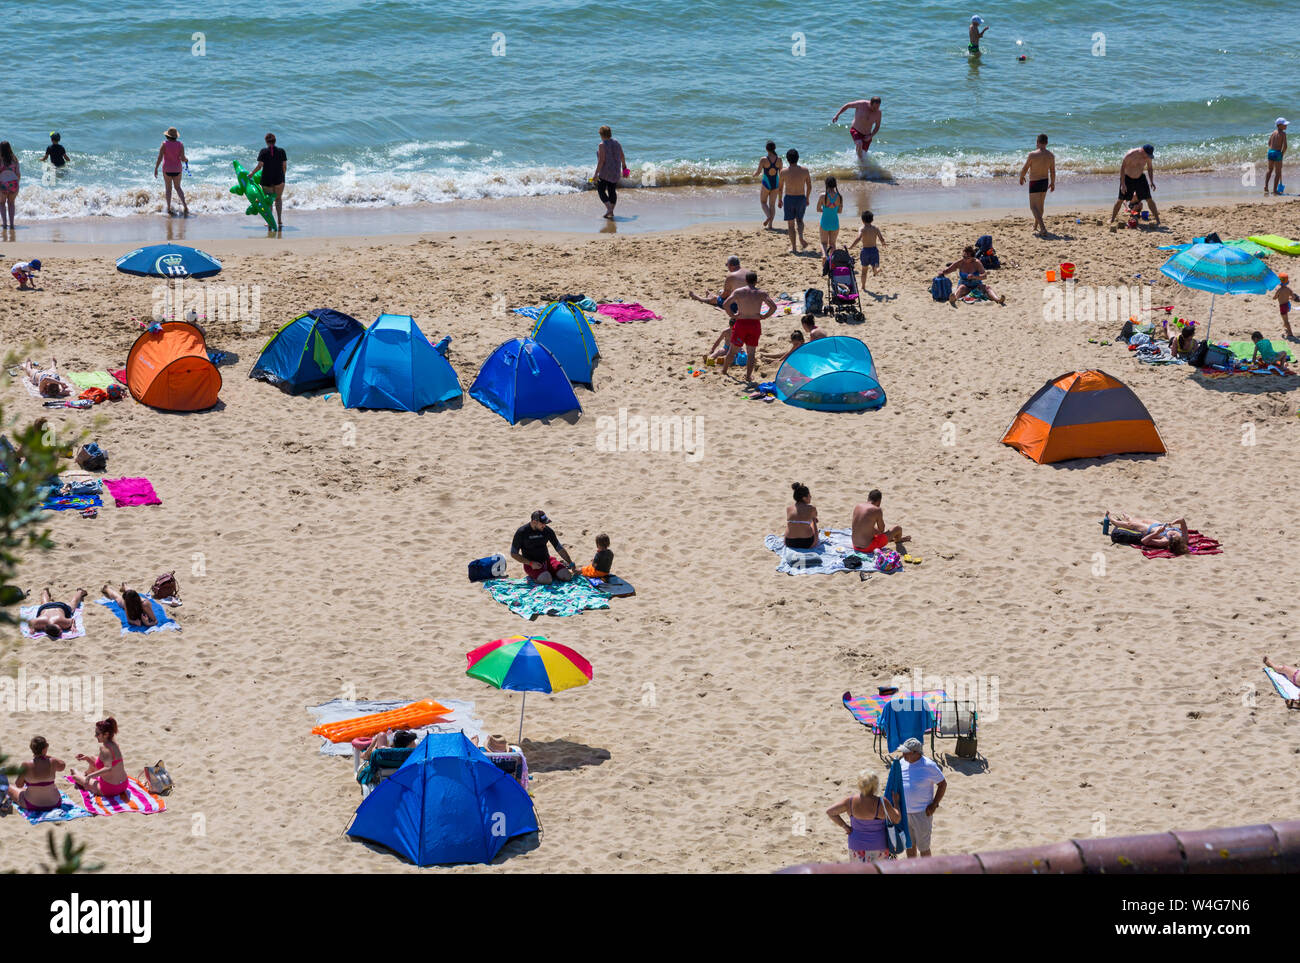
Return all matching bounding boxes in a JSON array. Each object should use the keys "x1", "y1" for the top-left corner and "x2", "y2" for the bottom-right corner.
[
  {"x1": 335, "y1": 314, "x2": 462, "y2": 411},
  {"x1": 470, "y1": 338, "x2": 581, "y2": 424},
  {"x1": 346, "y1": 732, "x2": 537, "y2": 866},
  {"x1": 529, "y1": 301, "x2": 598, "y2": 385},
  {"x1": 249, "y1": 308, "x2": 365, "y2": 393},
  {"x1": 774, "y1": 336, "x2": 886, "y2": 411}
]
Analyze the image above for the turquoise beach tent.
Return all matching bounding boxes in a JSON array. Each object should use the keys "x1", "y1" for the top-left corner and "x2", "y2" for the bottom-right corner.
[
  {"x1": 529, "y1": 301, "x2": 598, "y2": 385},
  {"x1": 249, "y1": 308, "x2": 364, "y2": 393},
  {"x1": 470, "y1": 337, "x2": 581, "y2": 424},
  {"x1": 346, "y1": 732, "x2": 537, "y2": 866},
  {"x1": 774, "y1": 336, "x2": 886, "y2": 411},
  {"x1": 335, "y1": 314, "x2": 462, "y2": 411}
]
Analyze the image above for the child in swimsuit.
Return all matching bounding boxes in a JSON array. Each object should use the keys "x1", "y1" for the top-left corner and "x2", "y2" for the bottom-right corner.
[
  {"x1": 1274, "y1": 274, "x2": 1297, "y2": 338},
  {"x1": 12, "y1": 258, "x2": 40, "y2": 289},
  {"x1": 817, "y1": 176, "x2": 843, "y2": 256},
  {"x1": 968, "y1": 16, "x2": 988, "y2": 53},
  {"x1": 1250, "y1": 330, "x2": 1294, "y2": 373},
  {"x1": 580, "y1": 533, "x2": 614, "y2": 578},
  {"x1": 846, "y1": 211, "x2": 885, "y2": 286}
]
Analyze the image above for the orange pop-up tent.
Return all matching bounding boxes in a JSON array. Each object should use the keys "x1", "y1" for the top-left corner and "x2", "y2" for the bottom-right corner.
[
  {"x1": 1001, "y1": 369, "x2": 1165, "y2": 464},
  {"x1": 126, "y1": 321, "x2": 222, "y2": 412}
]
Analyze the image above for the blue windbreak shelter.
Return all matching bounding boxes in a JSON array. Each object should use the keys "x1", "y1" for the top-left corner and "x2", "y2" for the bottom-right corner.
[
  {"x1": 335, "y1": 314, "x2": 462, "y2": 411},
  {"x1": 346, "y1": 732, "x2": 538, "y2": 866},
  {"x1": 774, "y1": 336, "x2": 886, "y2": 411},
  {"x1": 529, "y1": 301, "x2": 598, "y2": 385},
  {"x1": 249, "y1": 308, "x2": 364, "y2": 393},
  {"x1": 470, "y1": 338, "x2": 581, "y2": 424}
]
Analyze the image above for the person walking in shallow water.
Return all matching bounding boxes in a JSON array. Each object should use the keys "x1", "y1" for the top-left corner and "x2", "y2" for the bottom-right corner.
[
  {"x1": 1266, "y1": 118, "x2": 1288, "y2": 196},
  {"x1": 593, "y1": 126, "x2": 626, "y2": 219},
  {"x1": 154, "y1": 126, "x2": 189, "y2": 217}
]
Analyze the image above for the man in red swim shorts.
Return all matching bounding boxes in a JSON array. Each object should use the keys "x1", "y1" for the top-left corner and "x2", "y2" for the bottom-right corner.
[
  {"x1": 720, "y1": 270, "x2": 777, "y2": 384},
  {"x1": 851, "y1": 489, "x2": 911, "y2": 557},
  {"x1": 832, "y1": 96, "x2": 882, "y2": 163}
]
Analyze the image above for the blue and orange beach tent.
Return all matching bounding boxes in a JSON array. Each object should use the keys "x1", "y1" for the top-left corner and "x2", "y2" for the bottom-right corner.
[{"x1": 1001, "y1": 370, "x2": 1165, "y2": 464}]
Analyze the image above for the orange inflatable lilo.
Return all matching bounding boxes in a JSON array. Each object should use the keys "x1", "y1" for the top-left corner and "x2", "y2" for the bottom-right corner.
[{"x1": 311, "y1": 699, "x2": 451, "y2": 744}]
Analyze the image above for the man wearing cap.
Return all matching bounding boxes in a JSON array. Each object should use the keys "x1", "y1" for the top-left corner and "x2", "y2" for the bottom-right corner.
[
  {"x1": 1266, "y1": 119, "x2": 1288, "y2": 196},
  {"x1": 510, "y1": 511, "x2": 576, "y2": 584},
  {"x1": 893, "y1": 738, "x2": 947, "y2": 858},
  {"x1": 968, "y1": 15, "x2": 989, "y2": 54},
  {"x1": 1110, "y1": 145, "x2": 1159, "y2": 226},
  {"x1": 688, "y1": 255, "x2": 746, "y2": 309}
]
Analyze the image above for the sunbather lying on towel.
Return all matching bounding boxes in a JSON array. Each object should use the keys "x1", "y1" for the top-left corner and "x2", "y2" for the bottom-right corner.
[
  {"x1": 1264, "y1": 656, "x2": 1300, "y2": 707},
  {"x1": 20, "y1": 358, "x2": 72, "y2": 398},
  {"x1": 5, "y1": 735, "x2": 66, "y2": 813},
  {"x1": 1105, "y1": 512, "x2": 1190, "y2": 554},
  {"x1": 102, "y1": 583, "x2": 157, "y2": 627},
  {"x1": 28, "y1": 586, "x2": 87, "y2": 639}
]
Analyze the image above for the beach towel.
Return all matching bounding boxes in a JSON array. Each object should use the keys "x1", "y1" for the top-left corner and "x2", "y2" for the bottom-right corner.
[
  {"x1": 879, "y1": 700, "x2": 937, "y2": 753},
  {"x1": 66, "y1": 776, "x2": 166, "y2": 816},
  {"x1": 103, "y1": 477, "x2": 161, "y2": 507},
  {"x1": 1115, "y1": 530, "x2": 1222, "y2": 558},
  {"x1": 482, "y1": 576, "x2": 612, "y2": 619},
  {"x1": 19, "y1": 603, "x2": 85, "y2": 640},
  {"x1": 41, "y1": 492, "x2": 101, "y2": 512},
  {"x1": 67, "y1": 371, "x2": 115, "y2": 391},
  {"x1": 884, "y1": 758, "x2": 911, "y2": 855},
  {"x1": 842, "y1": 690, "x2": 948, "y2": 732},
  {"x1": 95, "y1": 596, "x2": 180, "y2": 635},
  {"x1": 1264, "y1": 666, "x2": 1300, "y2": 707},
  {"x1": 763, "y1": 528, "x2": 892, "y2": 575},
  {"x1": 17, "y1": 792, "x2": 94, "y2": 825},
  {"x1": 1225, "y1": 340, "x2": 1296, "y2": 364},
  {"x1": 306, "y1": 698, "x2": 484, "y2": 757},
  {"x1": 511, "y1": 306, "x2": 544, "y2": 321},
  {"x1": 110, "y1": 368, "x2": 127, "y2": 385},
  {"x1": 596, "y1": 302, "x2": 661, "y2": 322}
]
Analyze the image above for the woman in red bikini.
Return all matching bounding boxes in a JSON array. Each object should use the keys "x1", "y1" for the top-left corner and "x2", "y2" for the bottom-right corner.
[
  {"x1": 6, "y1": 735, "x2": 65, "y2": 812},
  {"x1": 70, "y1": 717, "x2": 129, "y2": 798}
]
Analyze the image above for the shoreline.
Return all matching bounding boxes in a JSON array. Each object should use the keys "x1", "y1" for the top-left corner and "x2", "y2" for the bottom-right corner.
[{"x1": 5, "y1": 168, "x2": 1292, "y2": 250}]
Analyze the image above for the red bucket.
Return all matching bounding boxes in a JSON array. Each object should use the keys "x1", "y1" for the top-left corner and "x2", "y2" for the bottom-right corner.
[{"x1": 1059, "y1": 262, "x2": 1076, "y2": 280}]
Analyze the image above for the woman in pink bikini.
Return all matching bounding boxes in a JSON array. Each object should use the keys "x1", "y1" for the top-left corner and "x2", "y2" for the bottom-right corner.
[
  {"x1": 6, "y1": 735, "x2": 65, "y2": 813},
  {"x1": 153, "y1": 127, "x2": 189, "y2": 216},
  {"x1": 70, "y1": 717, "x2": 130, "y2": 798}
]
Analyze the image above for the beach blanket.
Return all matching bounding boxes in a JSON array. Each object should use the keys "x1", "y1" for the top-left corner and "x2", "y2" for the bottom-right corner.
[
  {"x1": 1114, "y1": 529, "x2": 1222, "y2": 558},
  {"x1": 67, "y1": 371, "x2": 115, "y2": 391},
  {"x1": 41, "y1": 492, "x2": 101, "y2": 512},
  {"x1": 763, "y1": 528, "x2": 890, "y2": 575},
  {"x1": 482, "y1": 576, "x2": 611, "y2": 619},
  {"x1": 17, "y1": 792, "x2": 95, "y2": 825},
  {"x1": 1225, "y1": 340, "x2": 1296, "y2": 364},
  {"x1": 95, "y1": 597, "x2": 180, "y2": 635},
  {"x1": 842, "y1": 690, "x2": 948, "y2": 732},
  {"x1": 19, "y1": 603, "x2": 86, "y2": 640},
  {"x1": 103, "y1": 477, "x2": 161, "y2": 507},
  {"x1": 66, "y1": 776, "x2": 166, "y2": 816},
  {"x1": 512, "y1": 302, "x2": 600, "y2": 323},
  {"x1": 597, "y1": 302, "x2": 661, "y2": 322},
  {"x1": 1264, "y1": 666, "x2": 1300, "y2": 706},
  {"x1": 306, "y1": 698, "x2": 484, "y2": 757}
]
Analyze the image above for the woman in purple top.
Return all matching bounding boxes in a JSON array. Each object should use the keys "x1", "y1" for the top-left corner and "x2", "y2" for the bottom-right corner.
[
  {"x1": 593, "y1": 125, "x2": 626, "y2": 220},
  {"x1": 154, "y1": 126, "x2": 189, "y2": 217},
  {"x1": 827, "y1": 770, "x2": 901, "y2": 862}
]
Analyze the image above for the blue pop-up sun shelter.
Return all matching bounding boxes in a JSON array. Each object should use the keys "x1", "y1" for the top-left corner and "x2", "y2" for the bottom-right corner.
[
  {"x1": 249, "y1": 308, "x2": 365, "y2": 393},
  {"x1": 335, "y1": 313, "x2": 462, "y2": 411},
  {"x1": 774, "y1": 336, "x2": 886, "y2": 412},
  {"x1": 470, "y1": 337, "x2": 581, "y2": 424},
  {"x1": 346, "y1": 732, "x2": 538, "y2": 866},
  {"x1": 529, "y1": 301, "x2": 598, "y2": 385}
]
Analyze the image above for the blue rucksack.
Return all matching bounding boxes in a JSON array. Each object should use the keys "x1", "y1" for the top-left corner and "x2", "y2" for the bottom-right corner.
[
  {"x1": 804, "y1": 288, "x2": 824, "y2": 315},
  {"x1": 468, "y1": 553, "x2": 506, "y2": 582},
  {"x1": 930, "y1": 276, "x2": 953, "y2": 302}
]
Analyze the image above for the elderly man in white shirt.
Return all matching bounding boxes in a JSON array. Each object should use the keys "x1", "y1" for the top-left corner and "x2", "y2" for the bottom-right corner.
[{"x1": 894, "y1": 737, "x2": 947, "y2": 857}]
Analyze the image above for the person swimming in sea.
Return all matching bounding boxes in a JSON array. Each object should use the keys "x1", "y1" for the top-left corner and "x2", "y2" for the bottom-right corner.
[
  {"x1": 42, "y1": 132, "x2": 69, "y2": 169},
  {"x1": 755, "y1": 141, "x2": 782, "y2": 229},
  {"x1": 968, "y1": 15, "x2": 988, "y2": 54}
]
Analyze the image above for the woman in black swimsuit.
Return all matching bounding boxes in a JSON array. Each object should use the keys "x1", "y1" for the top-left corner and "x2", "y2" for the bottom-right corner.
[
  {"x1": 28, "y1": 586, "x2": 87, "y2": 639},
  {"x1": 6, "y1": 735, "x2": 65, "y2": 812},
  {"x1": 784, "y1": 482, "x2": 820, "y2": 550},
  {"x1": 754, "y1": 141, "x2": 783, "y2": 230}
]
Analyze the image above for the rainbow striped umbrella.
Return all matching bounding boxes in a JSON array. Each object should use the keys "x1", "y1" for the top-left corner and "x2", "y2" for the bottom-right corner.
[{"x1": 466, "y1": 636, "x2": 592, "y2": 742}]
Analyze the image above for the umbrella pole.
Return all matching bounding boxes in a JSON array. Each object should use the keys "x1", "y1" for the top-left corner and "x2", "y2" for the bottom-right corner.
[
  {"x1": 517, "y1": 692, "x2": 526, "y2": 745},
  {"x1": 1206, "y1": 293, "x2": 1215, "y2": 342}
]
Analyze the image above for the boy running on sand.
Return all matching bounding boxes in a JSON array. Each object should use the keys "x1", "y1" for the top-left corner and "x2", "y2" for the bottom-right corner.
[
  {"x1": 846, "y1": 211, "x2": 885, "y2": 287},
  {"x1": 1274, "y1": 273, "x2": 1298, "y2": 338}
]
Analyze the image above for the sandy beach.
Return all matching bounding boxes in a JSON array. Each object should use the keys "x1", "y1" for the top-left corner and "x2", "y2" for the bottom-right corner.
[{"x1": 2, "y1": 189, "x2": 1299, "y2": 874}]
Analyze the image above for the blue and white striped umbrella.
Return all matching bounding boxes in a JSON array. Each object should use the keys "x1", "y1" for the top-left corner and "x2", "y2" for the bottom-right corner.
[
  {"x1": 1159, "y1": 243, "x2": 1278, "y2": 339},
  {"x1": 115, "y1": 243, "x2": 222, "y2": 279}
]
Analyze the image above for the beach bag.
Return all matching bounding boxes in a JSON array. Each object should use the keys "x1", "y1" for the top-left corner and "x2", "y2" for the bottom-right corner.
[
  {"x1": 803, "y1": 288, "x2": 823, "y2": 314},
  {"x1": 955, "y1": 734, "x2": 979, "y2": 759},
  {"x1": 974, "y1": 234, "x2": 994, "y2": 255},
  {"x1": 150, "y1": 571, "x2": 180, "y2": 601},
  {"x1": 468, "y1": 553, "x2": 506, "y2": 582},
  {"x1": 74, "y1": 443, "x2": 107, "y2": 471},
  {"x1": 137, "y1": 760, "x2": 173, "y2": 796},
  {"x1": 875, "y1": 548, "x2": 903, "y2": 573},
  {"x1": 1203, "y1": 344, "x2": 1234, "y2": 370},
  {"x1": 930, "y1": 276, "x2": 952, "y2": 302},
  {"x1": 1188, "y1": 339, "x2": 1209, "y2": 367},
  {"x1": 1110, "y1": 528, "x2": 1144, "y2": 545}
]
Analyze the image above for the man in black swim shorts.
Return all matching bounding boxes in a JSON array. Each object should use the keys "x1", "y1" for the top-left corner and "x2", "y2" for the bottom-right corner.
[
  {"x1": 1018, "y1": 133, "x2": 1056, "y2": 235},
  {"x1": 28, "y1": 587, "x2": 87, "y2": 639},
  {"x1": 1111, "y1": 144, "x2": 1160, "y2": 226}
]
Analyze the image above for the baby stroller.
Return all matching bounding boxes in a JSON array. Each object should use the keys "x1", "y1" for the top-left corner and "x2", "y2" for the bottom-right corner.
[{"x1": 822, "y1": 247, "x2": 864, "y2": 323}]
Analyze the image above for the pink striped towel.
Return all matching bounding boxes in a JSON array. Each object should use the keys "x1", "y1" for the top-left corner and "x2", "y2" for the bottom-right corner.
[
  {"x1": 104, "y1": 477, "x2": 161, "y2": 507},
  {"x1": 66, "y1": 776, "x2": 167, "y2": 816}
]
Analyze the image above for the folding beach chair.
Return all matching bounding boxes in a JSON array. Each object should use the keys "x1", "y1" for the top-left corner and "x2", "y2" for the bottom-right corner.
[
  {"x1": 930, "y1": 700, "x2": 979, "y2": 763},
  {"x1": 842, "y1": 689, "x2": 948, "y2": 760},
  {"x1": 355, "y1": 746, "x2": 415, "y2": 797}
]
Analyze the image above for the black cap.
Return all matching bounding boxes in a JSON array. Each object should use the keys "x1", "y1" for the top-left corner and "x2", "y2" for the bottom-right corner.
[
  {"x1": 1142, "y1": 144, "x2": 1154, "y2": 156},
  {"x1": 531, "y1": 510, "x2": 549, "y2": 523}
]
